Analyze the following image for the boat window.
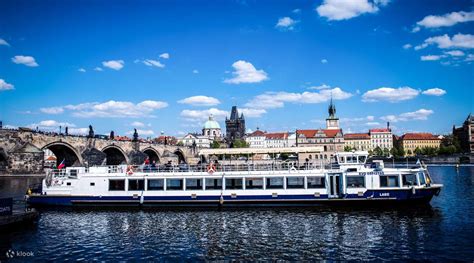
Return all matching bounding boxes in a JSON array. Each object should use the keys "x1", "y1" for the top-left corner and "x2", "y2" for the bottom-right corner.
[
  {"x1": 346, "y1": 176, "x2": 365, "y2": 188},
  {"x1": 339, "y1": 156, "x2": 345, "y2": 163},
  {"x1": 417, "y1": 172, "x2": 426, "y2": 185},
  {"x1": 167, "y1": 179, "x2": 184, "y2": 190},
  {"x1": 286, "y1": 177, "x2": 305, "y2": 189},
  {"x1": 307, "y1": 177, "x2": 325, "y2": 188},
  {"x1": 128, "y1": 179, "x2": 144, "y2": 191},
  {"x1": 226, "y1": 178, "x2": 243, "y2": 190},
  {"x1": 186, "y1": 178, "x2": 203, "y2": 190},
  {"x1": 402, "y1": 174, "x2": 417, "y2": 186},
  {"x1": 148, "y1": 179, "x2": 164, "y2": 191},
  {"x1": 109, "y1": 179, "x2": 125, "y2": 191},
  {"x1": 266, "y1": 177, "x2": 284, "y2": 189},
  {"x1": 347, "y1": 156, "x2": 357, "y2": 163},
  {"x1": 205, "y1": 178, "x2": 222, "y2": 190},
  {"x1": 380, "y1": 175, "x2": 399, "y2": 187},
  {"x1": 245, "y1": 178, "x2": 263, "y2": 189},
  {"x1": 358, "y1": 156, "x2": 366, "y2": 163}
]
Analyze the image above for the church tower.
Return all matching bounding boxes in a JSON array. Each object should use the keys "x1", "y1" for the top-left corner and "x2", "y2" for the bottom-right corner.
[{"x1": 326, "y1": 98, "x2": 340, "y2": 130}]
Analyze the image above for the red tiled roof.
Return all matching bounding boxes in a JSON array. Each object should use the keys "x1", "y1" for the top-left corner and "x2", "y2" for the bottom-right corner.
[
  {"x1": 344, "y1": 133, "x2": 370, "y2": 139},
  {"x1": 297, "y1": 129, "x2": 342, "y2": 138},
  {"x1": 369, "y1": 128, "x2": 391, "y2": 133},
  {"x1": 265, "y1": 132, "x2": 288, "y2": 139},
  {"x1": 248, "y1": 130, "x2": 266, "y2": 137},
  {"x1": 401, "y1": 133, "x2": 440, "y2": 140}
]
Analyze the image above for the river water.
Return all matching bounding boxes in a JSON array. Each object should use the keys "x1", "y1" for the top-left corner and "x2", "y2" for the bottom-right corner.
[{"x1": 0, "y1": 166, "x2": 473, "y2": 261}]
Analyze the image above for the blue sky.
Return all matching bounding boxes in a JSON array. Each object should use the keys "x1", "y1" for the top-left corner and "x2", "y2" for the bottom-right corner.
[{"x1": 0, "y1": 0, "x2": 473, "y2": 138}]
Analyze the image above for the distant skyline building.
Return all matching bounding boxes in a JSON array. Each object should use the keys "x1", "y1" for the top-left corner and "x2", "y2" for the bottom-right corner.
[
  {"x1": 225, "y1": 106, "x2": 246, "y2": 142},
  {"x1": 326, "y1": 98, "x2": 340, "y2": 130},
  {"x1": 453, "y1": 114, "x2": 474, "y2": 154}
]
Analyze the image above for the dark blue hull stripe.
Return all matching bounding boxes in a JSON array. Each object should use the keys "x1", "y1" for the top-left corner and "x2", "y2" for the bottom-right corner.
[{"x1": 27, "y1": 188, "x2": 440, "y2": 206}]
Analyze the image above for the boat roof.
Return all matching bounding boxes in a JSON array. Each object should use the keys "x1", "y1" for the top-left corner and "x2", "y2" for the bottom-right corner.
[{"x1": 198, "y1": 146, "x2": 324, "y2": 155}]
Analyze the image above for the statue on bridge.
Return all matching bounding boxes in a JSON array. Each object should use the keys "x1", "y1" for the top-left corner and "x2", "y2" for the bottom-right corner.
[
  {"x1": 133, "y1": 128, "x2": 139, "y2": 142},
  {"x1": 88, "y1": 125, "x2": 94, "y2": 138}
]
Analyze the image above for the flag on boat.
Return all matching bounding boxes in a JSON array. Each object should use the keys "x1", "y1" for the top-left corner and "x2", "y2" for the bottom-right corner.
[{"x1": 57, "y1": 159, "x2": 65, "y2": 170}]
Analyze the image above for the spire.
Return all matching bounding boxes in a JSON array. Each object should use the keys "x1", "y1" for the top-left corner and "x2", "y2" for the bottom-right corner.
[
  {"x1": 209, "y1": 114, "x2": 214, "y2": 121},
  {"x1": 328, "y1": 96, "x2": 336, "y2": 118}
]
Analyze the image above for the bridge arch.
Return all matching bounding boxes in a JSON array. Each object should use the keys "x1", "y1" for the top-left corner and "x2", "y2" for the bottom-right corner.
[
  {"x1": 102, "y1": 145, "x2": 129, "y2": 165},
  {"x1": 42, "y1": 141, "x2": 83, "y2": 167},
  {"x1": 174, "y1": 149, "x2": 187, "y2": 164},
  {"x1": 143, "y1": 147, "x2": 160, "y2": 164}
]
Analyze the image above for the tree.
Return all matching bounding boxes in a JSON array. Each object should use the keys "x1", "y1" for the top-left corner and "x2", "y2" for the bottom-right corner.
[
  {"x1": 232, "y1": 139, "x2": 249, "y2": 148},
  {"x1": 176, "y1": 141, "x2": 184, "y2": 146},
  {"x1": 390, "y1": 147, "x2": 398, "y2": 157},
  {"x1": 407, "y1": 149, "x2": 412, "y2": 155},
  {"x1": 397, "y1": 147, "x2": 405, "y2": 157},
  {"x1": 414, "y1": 147, "x2": 422, "y2": 156},
  {"x1": 383, "y1": 147, "x2": 390, "y2": 157},
  {"x1": 344, "y1": 146, "x2": 353, "y2": 152},
  {"x1": 373, "y1": 146, "x2": 383, "y2": 156},
  {"x1": 211, "y1": 140, "x2": 220, "y2": 149}
]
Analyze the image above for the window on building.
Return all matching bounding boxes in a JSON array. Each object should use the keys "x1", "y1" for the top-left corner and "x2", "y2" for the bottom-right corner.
[
  {"x1": 245, "y1": 178, "x2": 264, "y2": 189},
  {"x1": 128, "y1": 179, "x2": 145, "y2": 191},
  {"x1": 226, "y1": 178, "x2": 243, "y2": 190},
  {"x1": 148, "y1": 179, "x2": 164, "y2": 190},
  {"x1": 346, "y1": 176, "x2": 365, "y2": 188},
  {"x1": 266, "y1": 177, "x2": 284, "y2": 189},
  {"x1": 186, "y1": 178, "x2": 203, "y2": 190},
  {"x1": 167, "y1": 179, "x2": 184, "y2": 190},
  {"x1": 109, "y1": 179, "x2": 125, "y2": 191},
  {"x1": 307, "y1": 177, "x2": 325, "y2": 188},
  {"x1": 380, "y1": 175, "x2": 399, "y2": 187},
  {"x1": 286, "y1": 177, "x2": 305, "y2": 189},
  {"x1": 205, "y1": 178, "x2": 222, "y2": 190},
  {"x1": 402, "y1": 174, "x2": 417, "y2": 186}
]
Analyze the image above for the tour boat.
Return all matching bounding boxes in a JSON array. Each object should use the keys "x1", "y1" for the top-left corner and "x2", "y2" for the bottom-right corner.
[{"x1": 26, "y1": 149, "x2": 442, "y2": 207}]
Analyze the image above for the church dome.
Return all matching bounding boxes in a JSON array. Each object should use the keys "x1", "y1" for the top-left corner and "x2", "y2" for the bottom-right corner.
[{"x1": 203, "y1": 114, "x2": 220, "y2": 129}]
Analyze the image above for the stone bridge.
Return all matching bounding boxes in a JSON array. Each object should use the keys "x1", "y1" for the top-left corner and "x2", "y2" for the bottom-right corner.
[{"x1": 0, "y1": 129, "x2": 198, "y2": 174}]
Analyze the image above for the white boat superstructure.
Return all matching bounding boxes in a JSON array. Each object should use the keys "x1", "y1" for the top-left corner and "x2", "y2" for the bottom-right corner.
[{"x1": 27, "y1": 150, "x2": 442, "y2": 207}]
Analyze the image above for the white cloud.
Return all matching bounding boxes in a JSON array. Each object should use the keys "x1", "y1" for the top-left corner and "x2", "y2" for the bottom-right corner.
[
  {"x1": 365, "y1": 122, "x2": 381, "y2": 126},
  {"x1": 143, "y1": 59, "x2": 165, "y2": 68},
  {"x1": 78, "y1": 68, "x2": 86, "y2": 72},
  {"x1": 444, "y1": 50, "x2": 465, "y2": 56},
  {"x1": 180, "y1": 108, "x2": 228, "y2": 122},
  {"x1": 381, "y1": 109, "x2": 434, "y2": 122},
  {"x1": 94, "y1": 67, "x2": 103, "y2": 71},
  {"x1": 420, "y1": 55, "x2": 444, "y2": 61},
  {"x1": 224, "y1": 60, "x2": 268, "y2": 84},
  {"x1": 316, "y1": 0, "x2": 388, "y2": 21},
  {"x1": 28, "y1": 120, "x2": 76, "y2": 131},
  {"x1": 415, "y1": 33, "x2": 474, "y2": 50},
  {"x1": 0, "y1": 38, "x2": 10, "y2": 46},
  {"x1": 308, "y1": 84, "x2": 331, "y2": 90},
  {"x1": 68, "y1": 128, "x2": 89, "y2": 135},
  {"x1": 12, "y1": 55, "x2": 38, "y2": 67},
  {"x1": 130, "y1": 121, "x2": 145, "y2": 127},
  {"x1": 40, "y1": 100, "x2": 168, "y2": 118},
  {"x1": 178, "y1": 96, "x2": 221, "y2": 106},
  {"x1": 40, "y1": 107, "x2": 64, "y2": 114},
  {"x1": 321, "y1": 59, "x2": 328, "y2": 64},
  {"x1": 245, "y1": 87, "x2": 352, "y2": 109},
  {"x1": 127, "y1": 129, "x2": 154, "y2": 136},
  {"x1": 276, "y1": 17, "x2": 298, "y2": 30},
  {"x1": 102, "y1": 60, "x2": 124, "y2": 70},
  {"x1": 192, "y1": 69, "x2": 199, "y2": 74},
  {"x1": 240, "y1": 108, "x2": 267, "y2": 118},
  {"x1": 466, "y1": 54, "x2": 474, "y2": 62},
  {"x1": 422, "y1": 88, "x2": 446, "y2": 96},
  {"x1": 414, "y1": 11, "x2": 474, "y2": 31},
  {"x1": 0, "y1": 79, "x2": 14, "y2": 91},
  {"x1": 403, "y1": 43, "x2": 412, "y2": 49},
  {"x1": 362, "y1": 86, "x2": 419, "y2": 102},
  {"x1": 293, "y1": 9, "x2": 301, "y2": 13},
  {"x1": 159, "y1": 53, "x2": 170, "y2": 59}
]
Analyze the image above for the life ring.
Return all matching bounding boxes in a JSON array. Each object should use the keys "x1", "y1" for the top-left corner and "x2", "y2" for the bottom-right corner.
[
  {"x1": 207, "y1": 164, "x2": 216, "y2": 174},
  {"x1": 289, "y1": 166, "x2": 297, "y2": 172},
  {"x1": 126, "y1": 165, "x2": 134, "y2": 175}
]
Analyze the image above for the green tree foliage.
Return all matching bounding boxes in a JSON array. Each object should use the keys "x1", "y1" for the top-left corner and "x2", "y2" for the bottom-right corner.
[
  {"x1": 211, "y1": 140, "x2": 220, "y2": 149},
  {"x1": 373, "y1": 146, "x2": 383, "y2": 156},
  {"x1": 383, "y1": 148, "x2": 390, "y2": 157},
  {"x1": 414, "y1": 147, "x2": 422, "y2": 156},
  {"x1": 344, "y1": 146, "x2": 353, "y2": 152},
  {"x1": 232, "y1": 139, "x2": 249, "y2": 148}
]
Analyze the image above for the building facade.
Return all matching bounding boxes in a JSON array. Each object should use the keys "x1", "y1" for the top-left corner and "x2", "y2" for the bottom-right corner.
[
  {"x1": 400, "y1": 133, "x2": 441, "y2": 156},
  {"x1": 202, "y1": 114, "x2": 222, "y2": 141},
  {"x1": 344, "y1": 133, "x2": 371, "y2": 151},
  {"x1": 225, "y1": 106, "x2": 246, "y2": 142},
  {"x1": 245, "y1": 129, "x2": 266, "y2": 148},
  {"x1": 178, "y1": 133, "x2": 211, "y2": 148},
  {"x1": 369, "y1": 127, "x2": 393, "y2": 151},
  {"x1": 453, "y1": 114, "x2": 474, "y2": 154},
  {"x1": 264, "y1": 132, "x2": 289, "y2": 148}
]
